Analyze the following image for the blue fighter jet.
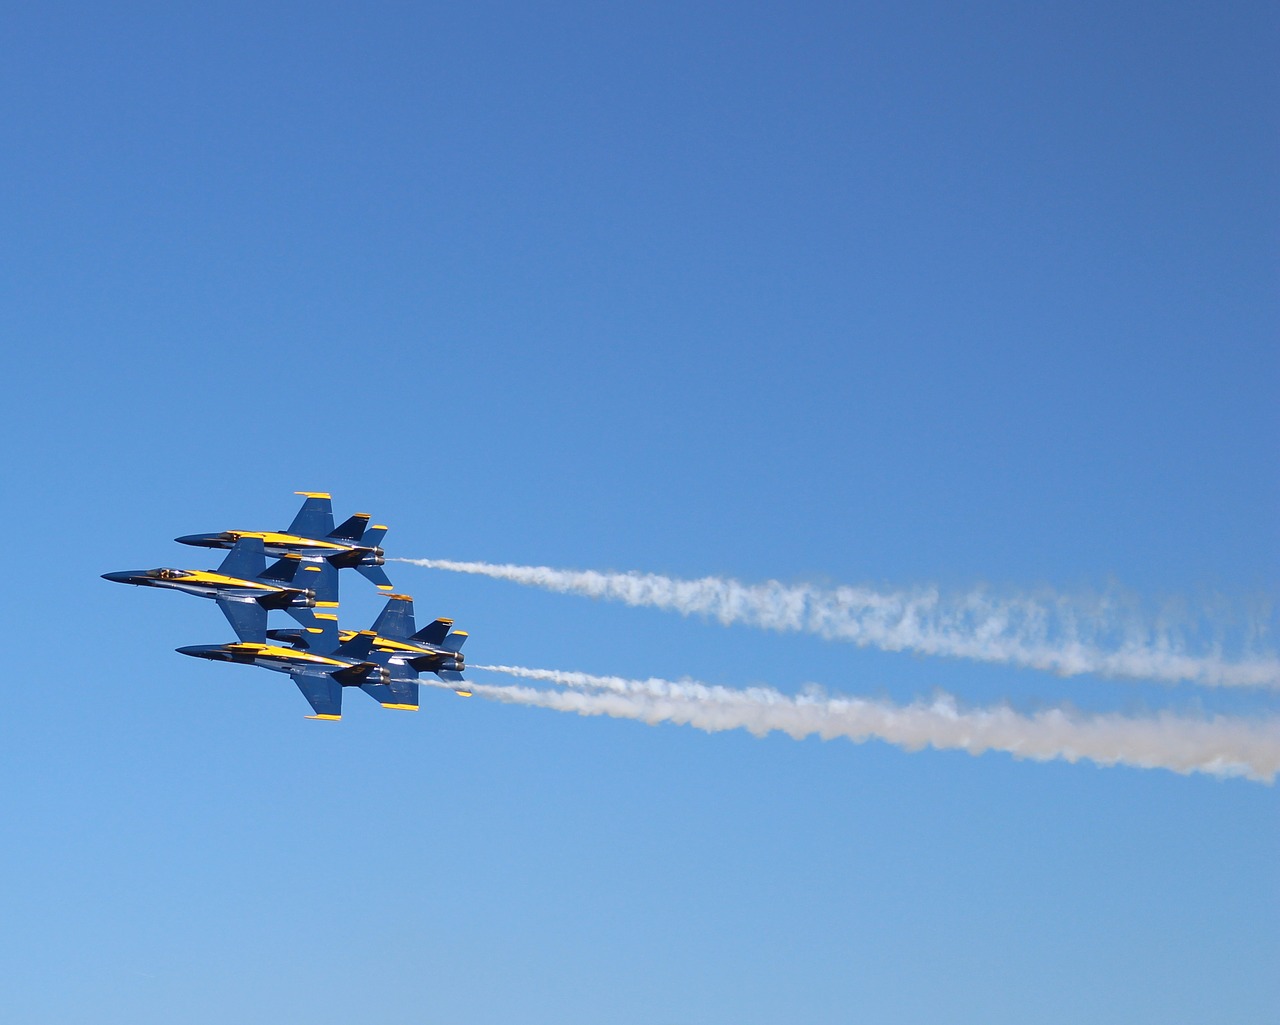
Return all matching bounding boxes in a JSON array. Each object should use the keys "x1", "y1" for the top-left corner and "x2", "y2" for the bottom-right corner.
[
  {"x1": 177, "y1": 616, "x2": 418, "y2": 719},
  {"x1": 103, "y1": 537, "x2": 322, "y2": 642},
  {"x1": 175, "y1": 492, "x2": 392, "y2": 605},
  {"x1": 268, "y1": 594, "x2": 472, "y2": 697}
]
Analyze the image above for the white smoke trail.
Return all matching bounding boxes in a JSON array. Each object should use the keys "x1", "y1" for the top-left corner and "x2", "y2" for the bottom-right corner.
[
  {"x1": 466, "y1": 664, "x2": 1280, "y2": 782},
  {"x1": 395, "y1": 558, "x2": 1279, "y2": 688}
]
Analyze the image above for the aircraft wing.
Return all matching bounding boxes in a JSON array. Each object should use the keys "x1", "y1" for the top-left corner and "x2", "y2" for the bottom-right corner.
[
  {"x1": 290, "y1": 670, "x2": 344, "y2": 720},
  {"x1": 216, "y1": 595, "x2": 267, "y2": 642},
  {"x1": 386, "y1": 674, "x2": 419, "y2": 710},
  {"x1": 370, "y1": 676, "x2": 419, "y2": 711}
]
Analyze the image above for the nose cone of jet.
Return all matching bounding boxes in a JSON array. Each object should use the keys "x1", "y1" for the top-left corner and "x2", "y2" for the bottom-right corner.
[
  {"x1": 175, "y1": 532, "x2": 223, "y2": 547},
  {"x1": 102, "y1": 570, "x2": 141, "y2": 584},
  {"x1": 176, "y1": 644, "x2": 225, "y2": 660}
]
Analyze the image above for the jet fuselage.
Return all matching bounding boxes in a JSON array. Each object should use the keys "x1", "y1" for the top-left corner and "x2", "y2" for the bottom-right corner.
[
  {"x1": 102, "y1": 568, "x2": 317, "y2": 610},
  {"x1": 266, "y1": 627, "x2": 465, "y2": 673},
  {"x1": 177, "y1": 641, "x2": 389, "y2": 682},
  {"x1": 176, "y1": 530, "x2": 385, "y2": 569}
]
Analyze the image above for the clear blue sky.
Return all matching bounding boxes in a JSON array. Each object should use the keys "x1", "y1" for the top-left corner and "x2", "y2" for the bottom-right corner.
[{"x1": 2, "y1": 3, "x2": 1276, "y2": 1022}]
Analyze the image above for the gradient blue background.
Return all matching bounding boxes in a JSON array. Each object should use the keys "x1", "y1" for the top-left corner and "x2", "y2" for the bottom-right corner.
[{"x1": 2, "y1": 4, "x2": 1276, "y2": 1022}]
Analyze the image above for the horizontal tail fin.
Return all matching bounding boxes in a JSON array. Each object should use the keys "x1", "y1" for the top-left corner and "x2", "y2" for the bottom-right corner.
[
  {"x1": 382, "y1": 675, "x2": 419, "y2": 710},
  {"x1": 284, "y1": 606, "x2": 319, "y2": 631},
  {"x1": 437, "y1": 668, "x2": 469, "y2": 692},
  {"x1": 442, "y1": 630, "x2": 468, "y2": 653},
  {"x1": 357, "y1": 563, "x2": 394, "y2": 591}
]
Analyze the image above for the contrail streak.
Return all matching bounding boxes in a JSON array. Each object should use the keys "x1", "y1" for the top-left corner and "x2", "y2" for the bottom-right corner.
[
  {"x1": 467, "y1": 664, "x2": 1280, "y2": 782},
  {"x1": 395, "y1": 558, "x2": 1278, "y2": 688}
]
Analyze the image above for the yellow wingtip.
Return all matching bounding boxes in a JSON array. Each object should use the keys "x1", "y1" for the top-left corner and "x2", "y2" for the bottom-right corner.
[{"x1": 305, "y1": 714, "x2": 342, "y2": 721}]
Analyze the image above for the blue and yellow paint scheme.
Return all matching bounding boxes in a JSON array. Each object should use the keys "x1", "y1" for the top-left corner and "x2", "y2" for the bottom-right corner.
[
  {"x1": 174, "y1": 492, "x2": 393, "y2": 606},
  {"x1": 177, "y1": 621, "x2": 397, "y2": 719},
  {"x1": 268, "y1": 594, "x2": 472, "y2": 699},
  {"x1": 103, "y1": 537, "x2": 320, "y2": 642}
]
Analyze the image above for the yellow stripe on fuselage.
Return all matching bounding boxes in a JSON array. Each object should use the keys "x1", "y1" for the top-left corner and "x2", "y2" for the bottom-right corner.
[
  {"x1": 336, "y1": 631, "x2": 433, "y2": 656},
  {"x1": 252, "y1": 645, "x2": 347, "y2": 666},
  {"x1": 378, "y1": 638, "x2": 429, "y2": 654},
  {"x1": 185, "y1": 570, "x2": 276, "y2": 591},
  {"x1": 228, "y1": 531, "x2": 351, "y2": 551}
]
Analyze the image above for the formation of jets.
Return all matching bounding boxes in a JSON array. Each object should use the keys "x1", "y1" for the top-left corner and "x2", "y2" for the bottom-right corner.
[{"x1": 104, "y1": 492, "x2": 471, "y2": 720}]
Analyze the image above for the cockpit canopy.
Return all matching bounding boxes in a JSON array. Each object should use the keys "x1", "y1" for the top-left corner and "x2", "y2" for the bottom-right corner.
[{"x1": 147, "y1": 568, "x2": 192, "y2": 580}]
